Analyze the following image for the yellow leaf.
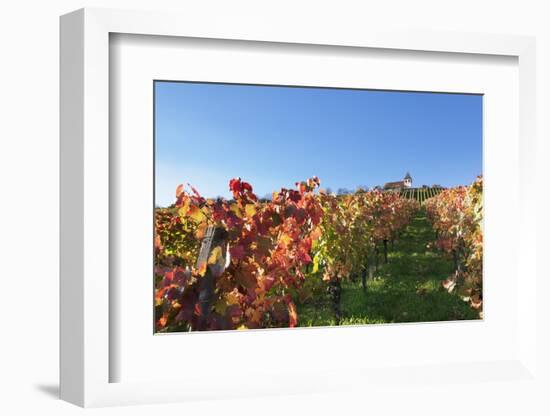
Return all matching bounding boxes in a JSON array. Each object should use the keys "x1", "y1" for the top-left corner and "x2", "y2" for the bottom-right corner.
[
  {"x1": 208, "y1": 246, "x2": 223, "y2": 265},
  {"x1": 237, "y1": 324, "x2": 248, "y2": 330},
  {"x1": 177, "y1": 199, "x2": 190, "y2": 217},
  {"x1": 312, "y1": 254, "x2": 319, "y2": 273},
  {"x1": 280, "y1": 233, "x2": 292, "y2": 247},
  {"x1": 188, "y1": 205, "x2": 206, "y2": 223},
  {"x1": 230, "y1": 203, "x2": 243, "y2": 218},
  {"x1": 245, "y1": 204, "x2": 257, "y2": 217}
]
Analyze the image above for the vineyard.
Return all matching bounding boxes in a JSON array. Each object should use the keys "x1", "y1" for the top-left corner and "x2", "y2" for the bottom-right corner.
[
  {"x1": 155, "y1": 177, "x2": 483, "y2": 332},
  {"x1": 425, "y1": 177, "x2": 483, "y2": 311},
  {"x1": 399, "y1": 186, "x2": 444, "y2": 203}
]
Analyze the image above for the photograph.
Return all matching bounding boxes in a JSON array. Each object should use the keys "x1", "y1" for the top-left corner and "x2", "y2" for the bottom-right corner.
[
  {"x1": 1, "y1": 0, "x2": 543, "y2": 412},
  {"x1": 153, "y1": 81, "x2": 483, "y2": 333}
]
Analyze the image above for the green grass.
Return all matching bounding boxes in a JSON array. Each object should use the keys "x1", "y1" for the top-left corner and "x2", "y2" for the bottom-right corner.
[{"x1": 297, "y1": 211, "x2": 479, "y2": 326}]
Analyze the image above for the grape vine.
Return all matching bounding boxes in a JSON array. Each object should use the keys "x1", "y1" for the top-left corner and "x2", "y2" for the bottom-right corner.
[
  {"x1": 155, "y1": 177, "x2": 423, "y2": 331},
  {"x1": 425, "y1": 176, "x2": 483, "y2": 311}
]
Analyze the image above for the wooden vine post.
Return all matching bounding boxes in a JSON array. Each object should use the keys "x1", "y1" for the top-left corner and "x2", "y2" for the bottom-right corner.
[
  {"x1": 363, "y1": 250, "x2": 377, "y2": 292},
  {"x1": 361, "y1": 265, "x2": 368, "y2": 293},
  {"x1": 327, "y1": 279, "x2": 342, "y2": 325},
  {"x1": 195, "y1": 225, "x2": 228, "y2": 331}
]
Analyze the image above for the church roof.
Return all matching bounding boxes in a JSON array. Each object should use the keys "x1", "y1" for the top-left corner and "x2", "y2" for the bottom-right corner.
[
  {"x1": 384, "y1": 181, "x2": 405, "y2": 189},
  {"x1": 404, "y1": 172, "x2": 412, "y2": 180}
]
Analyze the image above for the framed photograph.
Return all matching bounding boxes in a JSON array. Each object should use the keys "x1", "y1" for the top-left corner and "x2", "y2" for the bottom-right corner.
[{"x1": 60, "y1": 8, "x2": 539, "y2": 408}]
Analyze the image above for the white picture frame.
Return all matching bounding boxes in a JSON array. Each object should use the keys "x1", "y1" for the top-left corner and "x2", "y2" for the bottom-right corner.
[{"x1": 60, "y1": 7, "x2": 539, "y2": 408}]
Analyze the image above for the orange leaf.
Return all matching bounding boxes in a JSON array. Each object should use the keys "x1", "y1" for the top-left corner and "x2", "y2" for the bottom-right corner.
[
  {"x1": 197, "y1": 262, "x2": 207, "y2": 277},
  {"x1": 288, "y1": 301, "x2": 298, "y2": 327},
  {"x1": 175, "y1": 184, "x2": 184, "y2": 198},
  {"x1": 195, "y1": 223, "x2": 208, "y2": 239},
  {"x1": 158, "y1": 313, "x2": 169, "y2": 328}
]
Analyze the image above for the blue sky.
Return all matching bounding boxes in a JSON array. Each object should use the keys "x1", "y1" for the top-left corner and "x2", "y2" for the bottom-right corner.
[{"x1": 155, "y1": 81, "x2": 482, "y2": 206}]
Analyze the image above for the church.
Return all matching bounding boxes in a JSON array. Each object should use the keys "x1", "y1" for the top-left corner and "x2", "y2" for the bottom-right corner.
[{"x1": 384, "y1": 172, "x2": 413, "y2": 191}]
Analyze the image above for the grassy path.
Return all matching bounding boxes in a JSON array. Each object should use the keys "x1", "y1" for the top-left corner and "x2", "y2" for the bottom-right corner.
[{"x1": 298, "y1": 210, "x2": 479, "y2": 326}]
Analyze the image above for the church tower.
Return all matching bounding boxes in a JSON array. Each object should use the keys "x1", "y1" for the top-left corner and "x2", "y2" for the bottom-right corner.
[{"x1": 403, "y1": 172, "x2": 412, "y2": 188}]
